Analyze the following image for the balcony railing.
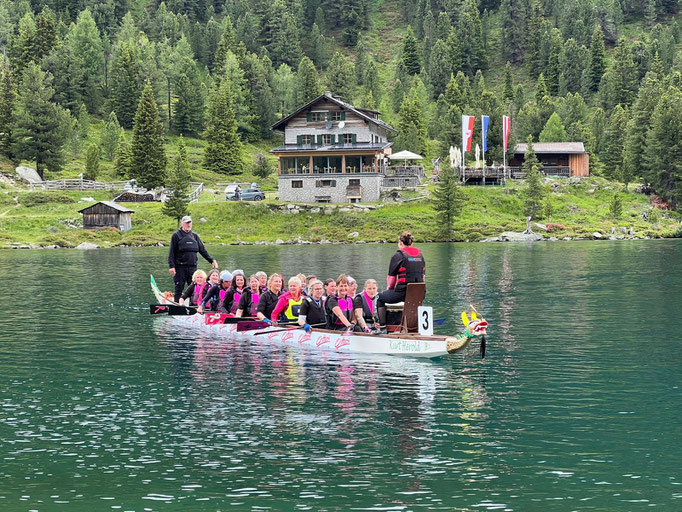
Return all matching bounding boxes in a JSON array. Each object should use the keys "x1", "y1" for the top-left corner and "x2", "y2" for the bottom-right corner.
[{"x1": 460, "y1": 166, "x2": 571, "y2": 179}]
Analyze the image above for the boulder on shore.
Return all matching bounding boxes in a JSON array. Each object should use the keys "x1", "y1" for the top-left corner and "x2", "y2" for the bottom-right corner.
[
  {"x1": 75, "y1": 242, "x2": 100, "y2": 250},
  {"x1": 481, "y1": 231, "x2": 543, "y2": 242}
]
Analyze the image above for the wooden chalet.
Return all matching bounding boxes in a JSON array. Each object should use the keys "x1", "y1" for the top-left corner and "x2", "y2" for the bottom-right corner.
[
  {"x1": 271, "y1": 92, "x2": 397, "y2": 203},
  {"x1": 78, "y1": 201, "x2": 134, "y2": 231},
  {"x1": 511, "y1": 142, "x2": 590, "y2": 177}
]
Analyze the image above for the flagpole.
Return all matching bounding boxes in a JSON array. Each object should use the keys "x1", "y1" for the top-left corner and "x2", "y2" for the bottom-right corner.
[{"x1": 481, "y1": 116, "x2": 486, "y2": 178}]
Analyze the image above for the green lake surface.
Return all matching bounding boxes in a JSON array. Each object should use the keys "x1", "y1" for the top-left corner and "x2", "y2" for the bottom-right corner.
[{"x1": 1, "y1": 240, "x2": 681, "y2": 511}]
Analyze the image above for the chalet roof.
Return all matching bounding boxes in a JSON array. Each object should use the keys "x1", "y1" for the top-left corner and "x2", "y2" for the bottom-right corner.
[
  {"x1": 514, "y1": 142, "x2": 587, "y2": 154},
  {"x1": 78, "y1": 201, "x2": 135, "y2": 214},
  {"x1": 270, "y1": 142, "x2": 392, "y2": 153},
  {"x1": 271, "y1": 92, "x2": 397, "y2": 133}
]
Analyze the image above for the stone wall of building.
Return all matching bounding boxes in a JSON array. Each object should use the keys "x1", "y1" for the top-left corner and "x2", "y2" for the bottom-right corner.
[{"x1": 278, "y1": 174, "x2": 382, "y2": 203}]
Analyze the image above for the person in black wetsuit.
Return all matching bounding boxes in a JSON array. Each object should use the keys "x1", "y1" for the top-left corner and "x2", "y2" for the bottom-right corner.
[
  {"x1": 298, "y1": 280, "x2": 327, "y2": 332},
  {"x1": 376, "y1": 231, "x2": 426, "y2": 331},
  {"x1": 168, "y1": 215, "x2": 219, "y2": 301}
]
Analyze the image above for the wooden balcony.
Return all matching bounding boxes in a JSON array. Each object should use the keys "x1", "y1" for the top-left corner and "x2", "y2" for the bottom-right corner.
[{"x1": 460, "y1": 165, "x2": 571, "y2": 180}]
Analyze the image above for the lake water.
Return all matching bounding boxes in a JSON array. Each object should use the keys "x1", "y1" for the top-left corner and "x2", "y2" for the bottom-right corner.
[{"x1": 1, "y1": 241, "x2": 681, "y2": 511}]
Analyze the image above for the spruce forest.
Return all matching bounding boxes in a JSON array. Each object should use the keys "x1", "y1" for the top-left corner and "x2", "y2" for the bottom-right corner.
[{"x1": 1, "y1": 0, "x2": 682, "y2": 207}]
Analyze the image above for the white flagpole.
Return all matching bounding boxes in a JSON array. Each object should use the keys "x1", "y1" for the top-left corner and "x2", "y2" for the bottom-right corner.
[
  {"x1": 503, "y1": 117, "x2": 507, "y2": 183},
  {"x1": 481, "y1": 116, "x2": 486, "y2": 178},
  {"x1": 461, "y1": 116, "x2": 466, "y2": 182}
]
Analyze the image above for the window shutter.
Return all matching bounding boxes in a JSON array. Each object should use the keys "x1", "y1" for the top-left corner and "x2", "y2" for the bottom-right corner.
[
  {"x1": 352, "y1": 134, "x2": 357, "y2": 144},
  {"x1": 341, "y1": 111, "x2": 346, "y2": 120},
  {"x1": 326, "y1": 112, "x2": 331, "y2": 121},
  {"x1": 297, "y1": 135, "x2": 302, "y2": 145},
  {"x1": 306, "y1": 112, "x2": 312, "y2": 122},
  {"x1": 317, "y1": 135, "x2": 322, "y2": 145}
]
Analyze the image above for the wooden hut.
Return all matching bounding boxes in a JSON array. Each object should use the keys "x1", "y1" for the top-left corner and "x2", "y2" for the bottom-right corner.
[
  {"x1": 78, "y1": 201, "x2": 134, "y2": 231},
  {"x1": 511, "y1": 142, "x2": 590, "y2": 177}
]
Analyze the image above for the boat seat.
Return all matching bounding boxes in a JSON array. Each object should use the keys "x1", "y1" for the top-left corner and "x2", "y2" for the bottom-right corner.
[
  {"x1": 400, "y1": 283, "x2": 426, "y2": 333},
  {"x1": 385, "y1": 301, "x2": 404, "y2": 312}
]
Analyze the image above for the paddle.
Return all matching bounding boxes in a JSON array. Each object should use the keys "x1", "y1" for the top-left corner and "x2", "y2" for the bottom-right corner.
[
  {"x1": 469, "y1": 304, "x2": 486, "y2": 359},
  {"x1": 236, "y1": 320, "x2": 272, "y2": 332},
  {"x1": 149, "y1": 304, "x2": 197, "y2": 315},
  {"x1": 150, "y1": 304, "x2": 170, "y2": 315}
]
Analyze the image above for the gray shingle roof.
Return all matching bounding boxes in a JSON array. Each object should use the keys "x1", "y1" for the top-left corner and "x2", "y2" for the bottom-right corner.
[
  {"x1": 270, "y1": 142, "x2": 392, "y2": 153},
  {"x1": 78, "y1": 201, "x2": 135, "y2": 213},
  {"x1": 514, "y1": 142, "x2": 587, "y2": 154}
]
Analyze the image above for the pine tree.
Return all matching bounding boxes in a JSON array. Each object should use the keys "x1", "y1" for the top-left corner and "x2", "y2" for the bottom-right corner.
[
  {"x1": 0, "y1": 62, "x2": 15, "y2": 158},
  {"x1": 162, "y1": 137, "x2": 192, "y2": 224},
  {"x1": 13, "y1": 64, "x2": 66, "y2": 179},
  {"x1": 624, "y1": 73, "x2": 663, "y2": 187},
  {"x1": 609, "y1": 192, "x2": 623, "y2": 218},
  {"x1": 84, "y1": 143, "x2": 101, "y2": 181},
  {"x1": 213, "y1": 15, "x2": 236, "y2": 75},
  {"x1": 428, "y1": 39, "x2": 452, "y2": 99},
  {"x1": 545, "y1": 29, "x2": 562, "y2": 95},
  {"x1": 326, "y1": 52, "x2": 355, "y2": 100},
  {"x1": 500, "y1": 0, "x2": 527, "y2": 63},
  {"x1": 601, "y1": 104, "x2": 629, "y2": 180},
  {"x1": 559, "y1": 38, "x2": 588, "y2": 94},
  {"x1": 130, "y1": 82, "x2": 167, "y2": 189},
  {"x1": 535, "y1": 73, "x2": 549, "y2": 102},
  {"x1": 65, "y1": 9, "x2": 103, "y2": 112},
  {"x1": 401, "y1": 26, "x2": 421, "y2": 75},
  {"x1": 503, "y1": 61, "x2": 514, "y2": 101},
  {"x1": 645, "y1": 87, "x2": 682, "y2": 206},
  {"x1": 611, "y1": 38, "x2": 638, "y2": 106},
  {"x1": 253, "y1": 152, "x2": 273, "y2": 178},
  {"x1": 110, "y1": 42, "x2": 141, "y2": 129},
  {"x1": 34, "y1": 7, "x2": 57, "y2": 61},
  {"x1": 526, "y1": 0, "x2": 543, "y2": 76},
  {"x1": 363, "y1": 59, "x2": 382, "y2": 104},
  {"x1": 174, "y1": 73, "x2": 204, "y2": 136},
  {"x1": 589, "y1": 26, "x2": 606, "y2": 92},
  {"x1": 522, "y1": 136, "x2": 545, "y2": 219},
  {"x1": 539, "y1": 112, "x2": 568, "y2": 142},
  {"x1": 203, "y1": 77, "x2": 243, "y2": 175},
  {"x1": 432, "y1": 165, "x2": 465, "y2": 238},
  {"x1": 100, "y1": 111, "x2": 122, "y2": 161},
  {"x1": 113, "y1": 132, "x2": 131, "y2": 178},
  {"x1": 12, "y1": 12, "x2": 38, "y2": 75},
  {"x1": 458, "y1": 0, "x2": 487, "y2": 74},
  {"x1": 296, "y1": 57, "x2": 322, "y2": 105},
  {"x1": 396, "y1": 88, "x2": 428, "y2": 156}
]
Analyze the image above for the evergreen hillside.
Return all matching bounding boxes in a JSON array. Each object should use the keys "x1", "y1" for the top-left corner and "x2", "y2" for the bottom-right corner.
[{"x1": 1, "y1": 0, "x2": 682, "y2": 206}]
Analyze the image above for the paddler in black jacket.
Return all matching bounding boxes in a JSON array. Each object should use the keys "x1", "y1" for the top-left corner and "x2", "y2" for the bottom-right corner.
[
  {"x1": 168, "y1": 215, "x2": 219, "y2": 301},
  {"x1": 376, "y1": 231, "x2": 425, "y2": 331}
]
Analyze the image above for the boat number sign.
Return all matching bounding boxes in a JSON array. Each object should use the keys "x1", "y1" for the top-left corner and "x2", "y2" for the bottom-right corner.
[{"x1": 418, "y1": 306, "x2": 433, "y2": 336}]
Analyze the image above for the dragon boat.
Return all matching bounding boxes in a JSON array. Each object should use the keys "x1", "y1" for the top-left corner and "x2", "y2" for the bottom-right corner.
[{"x1": 150, "y1": 275, "x2": 488, "y2": 359}]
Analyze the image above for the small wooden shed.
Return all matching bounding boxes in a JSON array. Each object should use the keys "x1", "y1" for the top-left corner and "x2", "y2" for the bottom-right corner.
[
  {"x1": 511, "y1": 142, "x2": 590, "y2": 177},
  {"x1": 78, "y1": 201, "x2": 134, "y2": 231}
]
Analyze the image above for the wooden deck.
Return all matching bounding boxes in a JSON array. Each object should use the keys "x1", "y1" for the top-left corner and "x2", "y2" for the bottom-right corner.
[{"x1": 460, "y1": 166, "x2": 571, "y2": 181}]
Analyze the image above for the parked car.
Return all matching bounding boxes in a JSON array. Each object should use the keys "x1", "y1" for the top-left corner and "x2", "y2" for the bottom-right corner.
[{"x1": 226, "y1": 183, "x2": 265, "y2": 201}]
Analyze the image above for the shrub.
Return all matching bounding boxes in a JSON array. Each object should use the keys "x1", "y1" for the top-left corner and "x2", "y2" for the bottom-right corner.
[{"x1": 19, "y1": 192, "x2": 76, "y2": 207}]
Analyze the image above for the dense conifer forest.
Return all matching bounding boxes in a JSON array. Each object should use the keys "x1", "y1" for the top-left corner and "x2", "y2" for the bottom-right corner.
[{"x1": 1, "y1": 0, "x2": 682, "y2": 206}]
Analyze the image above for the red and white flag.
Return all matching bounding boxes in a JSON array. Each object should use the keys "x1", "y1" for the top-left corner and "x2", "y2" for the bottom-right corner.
[
  {"x1": 462, "y1": 115, "x2": 475, "y2": 152},
  {"x1": 503, "y1": 115, "x2": 510, "y2": 152}
]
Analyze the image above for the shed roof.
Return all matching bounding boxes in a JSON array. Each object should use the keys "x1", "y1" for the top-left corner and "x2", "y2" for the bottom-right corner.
[
  {"x1": 271, "y1": 92, "x2": 397, "y2": 134},
  {"x1": 78, "y1": 201, "x2": 135, "y2": 214},
  {"x1": 514, "y1": 142, "x2": 587, "y2": 154}
]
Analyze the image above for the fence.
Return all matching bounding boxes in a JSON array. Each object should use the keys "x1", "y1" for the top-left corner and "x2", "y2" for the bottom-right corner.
[
  {"x1": 29, "y1": 179, "x2": 130, "y2": 191},
  {"x1": 188, "y1": 182, "x2": 203, "y2": 202}
]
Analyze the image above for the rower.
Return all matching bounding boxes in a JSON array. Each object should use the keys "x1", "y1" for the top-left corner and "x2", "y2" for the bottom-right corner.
[
  {"x1": 271, "y1": 276, "x2": 304, "y2": 324},
  {"x1": 298, "y1": 280, "x2": 327, "y2": 332},
  {"x1": 179, "y1": 270, "x2": 209, "y2": 306},
  {"x1": 235, "y1": 275, "x2": 261, "y2": 317},
  {"x1": 376, "y1": 231, "x2": 426, "y2": 331},
  {"x1": 354, "y1": 279, "x2": 379, "y2": 333},
  {"x1": 325, "y1": 274, "x2": 356, "y2": 331},
  {"x1": 224, "y1": 270, "x2": 246, "y2": 314},
  {"x1": 198, "y1": 270, "x2": 232, "y2": 314},
  {"x1": 255, "y1": 271, "x2": 268, "y2": 293},
  {"x1": 256, "y1": 273, "x2": 283, "y2": 324},
  {"x1": 347, "y1": 276, "x2": 358, "y2": 298}
]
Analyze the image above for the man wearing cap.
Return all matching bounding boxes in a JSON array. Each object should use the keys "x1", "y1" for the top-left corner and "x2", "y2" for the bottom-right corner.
[{"x1": 168, "y1": 215, "x2": 219, "y2": 302}]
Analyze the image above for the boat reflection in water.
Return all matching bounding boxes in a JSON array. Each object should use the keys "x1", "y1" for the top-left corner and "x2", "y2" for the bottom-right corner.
[{"x1": 151, "y1": 319, "x2": 491, "y2": 507}]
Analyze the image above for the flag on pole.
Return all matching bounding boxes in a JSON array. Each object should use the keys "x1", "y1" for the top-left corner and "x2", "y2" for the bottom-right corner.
[
  {"x1": 481, "y1": 115, "x2": 489, "y2": 152},
  {"x1": 462, "y1": 115, "x2": 475, "y2": 152},
  {"x1": 503, "y1": 115, "x2": 510, "y2": 152}
]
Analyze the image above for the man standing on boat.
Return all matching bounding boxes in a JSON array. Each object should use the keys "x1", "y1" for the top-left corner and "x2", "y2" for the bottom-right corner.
[
  {"x1": 168, "y1": 215, "x2": 219, "y2": 302},
  {"x1": 376, "y1": 231, "x2": 425, "y2": 331}
]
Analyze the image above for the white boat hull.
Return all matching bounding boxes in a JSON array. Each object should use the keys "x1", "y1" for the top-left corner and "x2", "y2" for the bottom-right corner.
[{"x1": 162, "y1": 314, "x2": 470, "y2": 359}]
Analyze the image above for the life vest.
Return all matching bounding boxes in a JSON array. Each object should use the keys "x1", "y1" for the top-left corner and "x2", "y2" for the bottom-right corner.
[
  {"x1": 248, "y1": 291, "x2": 260, "y2": 316},
  {"x1": 396, "y1": 246, "x2": 425, "y2": 291},
  {"x1": 330, "y1": 295, "x2": 354, "y2": 326},
  {"x1": 229, "y1": 288, "x2": 244, "y2": 314},
  {"x1": 175, "y1": 230, "x2": 200, "y2": 266},
  {"x1": 280, "y1": 296, "x2": 303, "y2": 322},
  {"x1": 217, "y1": 285, "x2": 230, "y2": 311},
  {"x1": 191, "y1": 282, "x2": 208, "y2": 306},
  {"x1": 359, "y1": 291, "x2": 378, "y2": 326},
  {"x1": 303, "y1": 296, "x2": 327, "y2": 325}
]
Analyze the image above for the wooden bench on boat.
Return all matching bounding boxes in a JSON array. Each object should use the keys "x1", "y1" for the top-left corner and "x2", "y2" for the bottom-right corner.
[{"x1": 385, "y1": 282, "x2": 426, "y2": 334}]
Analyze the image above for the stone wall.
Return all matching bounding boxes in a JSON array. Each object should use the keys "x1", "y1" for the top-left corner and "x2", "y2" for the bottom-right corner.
[{"x1": 278, "y1": 174, "x2": 382, "y2": 203}]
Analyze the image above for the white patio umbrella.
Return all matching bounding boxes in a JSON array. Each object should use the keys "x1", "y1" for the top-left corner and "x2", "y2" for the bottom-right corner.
[{"x1": 388, "y1": 150, "x2": 424, "y2": 161}]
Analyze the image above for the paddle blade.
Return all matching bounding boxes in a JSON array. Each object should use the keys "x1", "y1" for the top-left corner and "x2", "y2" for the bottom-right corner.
[
  {"x1": 168, "y1": 305, "x2": 196, "y2": 316},
  {"x1": 237, "y1": 321, "x2": 270, "y2": 332},
  {"x1": 150, "y1": 304, "x2": 170, "y2": 315},
  {"x1": 480, "y1": 335, "x2": 486, "y2": 359}
]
